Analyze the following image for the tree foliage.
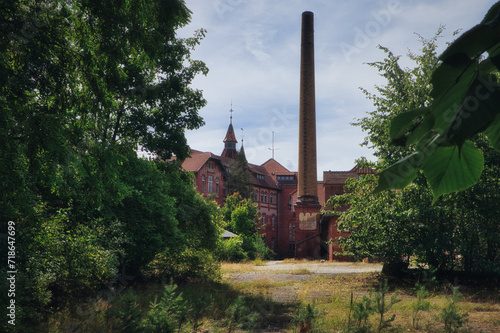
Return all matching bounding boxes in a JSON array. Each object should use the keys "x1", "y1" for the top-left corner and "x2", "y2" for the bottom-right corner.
[
  {"x1": 327, "y1": 28, "x2": 500, "y2": 274},
  {"x1": 227, "y1": 151, "x2": 253, "y2": 199},
  {"x1": 0, "y1": 0, "x2": 217, "y2": 330},
  {"x1": 219, "y1": 193, "x2": 273, "y2": 261},
  {"x1": 375, "y1": 2, "x2": 500, "y2": 201}
]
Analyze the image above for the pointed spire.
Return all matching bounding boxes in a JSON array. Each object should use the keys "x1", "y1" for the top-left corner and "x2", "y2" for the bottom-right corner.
[
  {"x1": 222, "y1": 106, "x2": 238, "y2": 158},
  {"x1": 239, "y1": 128, "x2": 246, "y2": 161}
]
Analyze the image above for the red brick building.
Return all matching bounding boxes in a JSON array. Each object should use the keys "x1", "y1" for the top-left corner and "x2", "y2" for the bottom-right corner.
[
  {"x1": 178, "y1": 11, "x2": 374, "y2": 259},
  {"x1": 178, "y1": 119, "x2": 373, "y2": 259}
]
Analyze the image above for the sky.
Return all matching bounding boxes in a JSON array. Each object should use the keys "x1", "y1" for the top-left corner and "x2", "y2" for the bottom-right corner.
[{"x1": 178, "y1": 0, "x2": 495, "y2": 178}]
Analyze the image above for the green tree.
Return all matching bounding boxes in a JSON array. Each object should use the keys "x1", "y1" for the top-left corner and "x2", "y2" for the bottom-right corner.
[
  {"x1": 0, "y1": 0, "x2": 213, "y2": 329},
  {"x1": 227, "y1": 151, "x2": 253, "y2": 199},
  {"x1": 376, "y1": 2, "x2": 500, "y2": 200},
  {"x1": 326, "y1": 28, "x2": 500, "y2": 274},
  {"x1": 219, "y1": 193, "x2": 274, "y2": 260},
  {"x1": 222, "y1": 193, "x2": 259, "y2": 238}
]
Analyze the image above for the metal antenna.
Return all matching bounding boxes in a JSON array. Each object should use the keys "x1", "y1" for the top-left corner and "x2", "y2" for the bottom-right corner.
[{"x1": 268, "y1": 131, "x2": 280, "y2": 159}]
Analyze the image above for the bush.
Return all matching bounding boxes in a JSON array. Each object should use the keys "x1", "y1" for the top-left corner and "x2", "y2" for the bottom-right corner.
[
  {"x1": 142, "y1": 284, "x2": 190, "y2": 333},
  {"x1": 143, "y1": 248, "x2": 221, "y2": 283},
  {"x1": 218, "y1": 236, "x2": 248, "y2": 262}
]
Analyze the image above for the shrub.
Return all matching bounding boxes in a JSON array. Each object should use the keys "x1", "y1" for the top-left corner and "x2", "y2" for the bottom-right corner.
[
  {"x1": 142, "y1": 284, "x2": 190, "y2": 333},
  {"x1": 439, "y1": 287, "x2": 468, "y2": 333},
  {"x1": 218, "y1": 236, "x2": 248, "y2": 262}
]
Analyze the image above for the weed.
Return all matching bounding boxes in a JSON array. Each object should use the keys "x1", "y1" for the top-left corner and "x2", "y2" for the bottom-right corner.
[
  {"x1": 291, "y1": 268, "x2": 313, "y2": 275},
  {"x1": 347, "y1": 292, "x2": 373, "y2": 332},
  {"x1": 293, "y1": 302, "x2": 320, "y2": 333},
  {"x1": 223, "y1": 295, "x2": 261, "y2": 332},
  {"x1": 371, "y1": 279, "x2": 401, "y2": 332},
  {"x1": 411, "y1": 283, "x2": 430, "y2": 329},
  {"x1": 107, "y1": 291, "x2": 142, "y2": 333},
  {"x1": 253, "y1": 256, "x2": 266, "y2": 266},
  {"x1": 142, "y1": 284, "x2": 190, "y2": 333},
  {"x1": 439, "y1": 287, "x2": 468, "y2": 333}
]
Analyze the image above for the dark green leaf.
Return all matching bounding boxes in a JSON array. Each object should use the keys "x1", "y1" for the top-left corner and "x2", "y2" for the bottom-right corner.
[
  {"x1": 442, "y1": 77, "x2": 500, "y2": 147},
  {"x1": 390, "y1": 107, "x2": 430, "y2": 141},
  {"x1": 430, "y1": 61, "x2": 477, "y2": 135},
  {"x1": 422, "y1": 141, "x2": 484, "y2": 202},
  {"x1": 374, "y1": 152, "x2": 422, "y2": 193},
  {"x1": 439, "y1": 23, "x2": 500, "y2": 62},
  {"x1": 481, "y1": 1, "x2": 500, "y2": 25},
  {"x1": 407, "y1": 114, "x2": 435, "y2": 146},
  {"x1": 485, "y1": 114, "x2": 500, "y2": 151}
]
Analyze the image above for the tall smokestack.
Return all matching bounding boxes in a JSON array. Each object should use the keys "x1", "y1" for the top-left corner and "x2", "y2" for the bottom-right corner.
[{"x1": 297, "y1": 11, "x2": 318, "y2": 203}]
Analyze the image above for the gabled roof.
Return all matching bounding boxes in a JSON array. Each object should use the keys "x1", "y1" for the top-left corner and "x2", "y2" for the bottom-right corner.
[
  {"x1": 180, "y1": 150, "x2": 219, "y2": 173},
  {"x1": 248, "y1": 163, "x2": 281, "y2": 190},
  {"x1": 261, "y1": 158, "x2": 293, "y2": 175}
]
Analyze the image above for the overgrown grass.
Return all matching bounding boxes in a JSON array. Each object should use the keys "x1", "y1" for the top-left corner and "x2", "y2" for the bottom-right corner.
[{"x1": 37, "y1": 261, "x2": 500, "y2": 332}]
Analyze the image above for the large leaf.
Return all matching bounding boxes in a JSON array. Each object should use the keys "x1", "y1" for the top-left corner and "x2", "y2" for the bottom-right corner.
[
  {"x1": 374, "y1": 152, "x2": 422, "y2": 193},
  {"x1": 429, "y1": 59, "x2": 477, "y2": 135},
  {"x1": 442, "y1": 76, "x2": 500, "y2": 147},
  {"x1": 439, "y1": 2, "x2": 500, "y2": 63},
  {"x1": 390, "y1": 107, "x2": 430, "y2": 142},
  {"x1": 485, "y1": 114, "x2": 500, "y2": 151},
  {"x1": 422, "y1": 141, "x2": 484, "y2": 202},
  {"x1": 481, "y1": 1, "x2": 500, "y2": 25}
]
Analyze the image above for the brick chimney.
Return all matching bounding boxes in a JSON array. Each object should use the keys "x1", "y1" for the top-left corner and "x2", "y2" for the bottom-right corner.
[{"x1": 297, "y1": 11, "x2": 318, "y2": 204}]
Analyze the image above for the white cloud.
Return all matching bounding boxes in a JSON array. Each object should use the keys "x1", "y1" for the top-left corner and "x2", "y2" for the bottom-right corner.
[{"x1": 182, "y1": 0, "x2": 492, "y2": 178}]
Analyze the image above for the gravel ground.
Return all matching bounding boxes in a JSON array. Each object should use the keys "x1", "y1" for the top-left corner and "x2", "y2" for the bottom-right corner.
[{"x1": 225, "y1": 261, "x2": 383, "y2": 284}]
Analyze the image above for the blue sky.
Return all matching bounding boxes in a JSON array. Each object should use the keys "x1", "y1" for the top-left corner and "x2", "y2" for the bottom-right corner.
[{"x1": 178, "y1": 0, "x2": 494, "y2": 178}]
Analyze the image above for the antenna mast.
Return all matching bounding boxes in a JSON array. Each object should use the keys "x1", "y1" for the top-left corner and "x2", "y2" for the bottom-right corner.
[{"x1": 268, "y1": 131, "x2": 280, "y2": 159}]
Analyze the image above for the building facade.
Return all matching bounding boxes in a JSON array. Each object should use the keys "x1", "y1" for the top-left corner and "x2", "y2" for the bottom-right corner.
[
  {"x1": 177, "y1": 119, "x2": 373, "y2": 259},
  {"x1": 178, "y1": 11, "x2": 374, "y2": 259}
]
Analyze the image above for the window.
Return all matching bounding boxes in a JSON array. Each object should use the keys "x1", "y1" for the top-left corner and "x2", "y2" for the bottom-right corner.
[
  {"x1": 202, "y1": 175, "x2": 205, "y2": 192},
  {"x1": 216, "y1": 178, "x2": 220, "y2": 193},
  {"x1": 271, "y1": 238, "x2": 275, "y2": 250},
  {"x1": 289, "y1": 223, "x2": 295, "y2": 242},
  {"x1": 253, "y1": 191, "x2": 258, "y2": 202},
  {"x1": 270, "y1": 193, "x2": 276, "y2": 204},
  {"x1": 264, "y1": 192, "x2": 268, "y2": 203},
  {"x1": 272, "y1": 215, "x2": 275, "y2": 229},
  {"x1": 262, "y1": 214, "x2": 266, "y2": 226},
  {"x1": 208, "y1": 175, "x2": 214, "y2": 193},
  {"x1": 223, "y1": 184, "x2": 227, "y2": 196},
  {"x1": 260, "y1": 191, "x2": 264, "y2": 202},
  {"x1": 256, "y1": 174, "x2": 265, "y2": 180},
  {"x1": 208, "y1": 161, "x2": 214, "y2": 169}
]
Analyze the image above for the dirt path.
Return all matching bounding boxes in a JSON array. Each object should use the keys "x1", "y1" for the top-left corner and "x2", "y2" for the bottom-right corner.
[{"x1": 225, "y1": 260, "x2": 383, "y2": 284}]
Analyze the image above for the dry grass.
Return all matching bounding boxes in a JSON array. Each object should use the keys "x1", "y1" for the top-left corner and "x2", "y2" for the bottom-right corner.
[
  {"x1": 221, "y1": 261, "x2": 500, "y2": 332},
  {"x1": 40, "y1": 261, "x2": 500, "y2": 333}
]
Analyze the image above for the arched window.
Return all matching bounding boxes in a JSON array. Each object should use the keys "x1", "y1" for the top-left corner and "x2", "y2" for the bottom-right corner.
[
  {"x1": 262, "y1": 214, "x2": 266, "y2": 226},
  {"x1": 208, "y1": 175, "x2": 214, "y2": 193},
  {"x1": 202, "y1": 175, "x2": 205, "y2": 192},
  {"x1": 216, "y1": 178, "x2": 220, "y2": 193}
]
